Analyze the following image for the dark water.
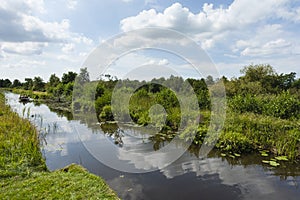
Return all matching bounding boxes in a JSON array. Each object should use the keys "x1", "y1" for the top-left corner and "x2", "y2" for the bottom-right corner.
[{"x1": 5, "y1": 92, "x2": 300, "y2": 200}]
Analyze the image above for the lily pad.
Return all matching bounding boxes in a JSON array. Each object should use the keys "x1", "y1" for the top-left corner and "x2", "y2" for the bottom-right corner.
[
  {"x1": 269, "y1": 161, "x2": 280, "y2": 167},
  {"x1": 234, "y1": 153, "x2": 241, "y2": 157},
  {"x1": 220, "y1": 153, "x2": 226, "y2": 157},
  {"x1": 261, "y1": 152, "x2": 268, "y2": 157},
  {"x1": 229, "y1": 155, "x2": 235, "y2": 159},
  {"x1": 275, "y1": 156, "x2": 288, "y2": 161},
  {"x1": 262, "y1": 160, "x2": 269, "y2": 164}
]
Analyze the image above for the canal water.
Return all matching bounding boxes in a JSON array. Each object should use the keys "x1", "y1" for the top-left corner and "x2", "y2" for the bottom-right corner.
[{"x1": 5, "y1": 92, "x2": 300, "y2": 200}]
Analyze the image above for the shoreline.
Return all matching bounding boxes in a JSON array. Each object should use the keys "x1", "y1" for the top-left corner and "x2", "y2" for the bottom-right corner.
[{"x1": 0, "y1": 92, "x2": 119, "y2": 199}]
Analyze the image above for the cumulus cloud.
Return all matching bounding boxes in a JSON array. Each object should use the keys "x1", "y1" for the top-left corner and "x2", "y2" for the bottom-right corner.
[
  {"x1": 233, "y1": 24, "x2": 293, "y2": 57},
  {"x1": 120, "y1": 0, "x2": 297, "y2": 51},
  {"x1": 117, "y1": 0, "x2": 300, "y2": 78},
  {"x1": 241, "y1": 39, "x2": 291, "y2": 57},
  {"x1": 121, "y1": 1, "x2": 289, "y2": 33},
  {"x1": 1, "y1": 42, "x2": 47, "y2": 55},
  {"x1": 0, "y1": 0, "x2": 93, "y2": 56},
  {"x1": 61, "y1": 43, "x2": 75, "y2": 54}
]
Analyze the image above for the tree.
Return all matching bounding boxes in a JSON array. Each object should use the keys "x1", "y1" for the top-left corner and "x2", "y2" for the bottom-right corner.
[
  {"x1": 0, "y1": 79, "x2": 12, "y2": 88},
  {"x1": 292, "y1": 78, "x2": 300, "y2": 89},
  {"x1": 33, "y1": 76, "x2": 45, "y2": 91},
  {"x1": 77, "y1": 67, "x2": 90, "y2": 84},
  {"x1": 23, "y1": 78, "x2": 33, "y2": 90},
  {"x1": 12, "y1": 79, "x2": 22, "y2": 88},
  {"x1": 48, "y1": 74, "x2": 60, "y2": 87},
  {"x1": 241, "y1": 64, "x2": 275, "y2": 82},
  {"x1": 62, "y1": 71, "x2": 77, "y2": 84},
  {"x1": 205, "y1": 75, "x2": 214, "y2": 85}
]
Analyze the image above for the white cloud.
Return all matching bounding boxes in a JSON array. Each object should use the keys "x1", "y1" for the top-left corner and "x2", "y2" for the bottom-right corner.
[
  {"x1": 21, "y1": 16, "x2": 71, "y2": 42},
  {"x1": 276, "y1": 4, "x2": 300, "y2": 22},
  {"x1": 61, "y1": 43, "x2": 75, "y2": 54},
  {"x1": 121, "y1": 1, "x2": 289, "y2": 33},
  {"x1": 120, "y1": 1, "x2": 292, "y2": 50},
  {"x1": 0, "y1": 0, "x2": 92, "y2": 44},
  {"x1": 73, "y1": 35, "x2": 93, "y2": 45},
  {"x1": 3, "y1": 59, "x2": 46, "y2": 69},
  {"x1": 241, "y1": 39, "x2": 291, "y2": 57},
  {"x1": 118, "y1": 0, "x2": 300, "y2": 78},
  {"x1": 233, "y1": 24, "x2": 293, "y2": 57},
  {"x1": 66, "y1": 0, "x2": 77, "y2": 10},
  {"x1": 1, "y1": 42, "x2": 47, "y2": 55},
  {"x1": 158, "y1": 58, "x2": 169, "y2": 65},
  {"x1": 24, "y1": 0, "x2": 46, "y2": 14}
]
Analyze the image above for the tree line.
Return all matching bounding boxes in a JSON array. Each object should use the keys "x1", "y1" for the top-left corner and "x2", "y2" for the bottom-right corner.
[{"x1": 2, "y1": 64, "x2": 300, "y2": 158}]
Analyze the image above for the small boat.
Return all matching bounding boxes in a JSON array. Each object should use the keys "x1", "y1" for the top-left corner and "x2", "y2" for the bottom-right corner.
[{"x1": 19, "y1": 95, "x2": 30, "y2": 103}]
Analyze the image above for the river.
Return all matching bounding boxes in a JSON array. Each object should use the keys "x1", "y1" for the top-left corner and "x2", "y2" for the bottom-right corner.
[{"x1": 5, "y1": 92, "x2": 300, "y2": 200}]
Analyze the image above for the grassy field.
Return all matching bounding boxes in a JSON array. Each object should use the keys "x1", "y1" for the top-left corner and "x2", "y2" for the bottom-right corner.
[{"x1": 0, "y1": 92, "x2": 119, "y2": 199}]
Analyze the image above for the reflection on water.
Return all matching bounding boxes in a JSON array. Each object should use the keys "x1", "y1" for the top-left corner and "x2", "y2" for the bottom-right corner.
[{"x1": 5, "y1": 92, "x2": 300, "y2": 200}]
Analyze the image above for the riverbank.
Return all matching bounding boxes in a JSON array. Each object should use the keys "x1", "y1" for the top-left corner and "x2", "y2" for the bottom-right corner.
[
  {"x1": 7, "y1": 87, "x2": 300, "y2": 161},
  {"x1": 11, "y1": 88, "x2": 72, "y2": 113},
  {"x1": 0, "y1": 92, "x2": 119, "y2": 199}
]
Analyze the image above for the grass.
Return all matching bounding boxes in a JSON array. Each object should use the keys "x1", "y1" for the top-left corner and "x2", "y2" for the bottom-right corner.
[
  {"x1": 218, "y1": 111, "x2": 300, "y2": 159},
  {"x1": 11, "y1": 88, "x2": 49, "y2": 99},
  {"x1": 0, "y1": 92, "x2": 46, "y2": 178},
  {"x1": 0, "y1": 92, "x2": 119, "y2": 199},
  {"x1": 0, "y1": 164, "x2": 118, "y2": 200},
  {"x1": 177, "y1": 110, "x2": 300, "y2": 160}
]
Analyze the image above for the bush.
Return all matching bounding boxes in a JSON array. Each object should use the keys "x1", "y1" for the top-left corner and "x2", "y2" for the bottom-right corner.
[{"x1": 99, "y1": 105, "x2": 114, "y2": 121}]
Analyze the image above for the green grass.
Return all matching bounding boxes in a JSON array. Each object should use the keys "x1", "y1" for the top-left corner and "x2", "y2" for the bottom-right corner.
[
  {"x1": 0, "y1": 92, "x2": 119, "y2": 199},
  {"x1": 219, "y1": 112, "x2": 300, "y2": 159},
  {"x1": 0, "y1": 92, "x2": 46, "y2": 177},
  {"x1": 0, "y1": 164, "x2": 118, "y2": 200},
  {"x1": 11, "y1": 88, "x2": 50, "y2": 100},
  {"x1": 178, "y1": 110, "x2": 300, "y2": 160}
]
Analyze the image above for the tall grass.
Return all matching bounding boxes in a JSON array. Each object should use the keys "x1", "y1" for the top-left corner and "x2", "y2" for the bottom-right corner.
[
  {"x1": 0, "y1": 92, "x2": 119, "y2": 199},
  {"x1": 220, "y1": 112, "x2": 300, "y2": 159},
  {"x1": 0, "y1": 93, "x2": 46, "y2": 178}
]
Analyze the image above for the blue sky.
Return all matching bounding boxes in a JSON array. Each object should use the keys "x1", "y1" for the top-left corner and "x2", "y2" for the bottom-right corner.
[{"x1": 1, "y1": 0, "x2": 300, "y2": 81}]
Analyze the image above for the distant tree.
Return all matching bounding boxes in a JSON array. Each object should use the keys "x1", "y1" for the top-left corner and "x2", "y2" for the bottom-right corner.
[
  {"x1": 277, "y1": 72, "x2": 296, "y2": 90},
  {"x1": 33, "y1": 76, "x2": 45, "y2": 91},
  {"x1": 48, "y1": 74, "x2": 60, "y2": 87},
  {"x1": 241, "y1": 64, "x2": 275, "y2": 82},
  {"x1": 292, "y1": 78, "x2": 300, "y2": 89},
  {"x1": 77, "y1": 67, "x2": 90, "y2": 84},
  {"x1": 0, "y1": 79, "x2": 12, "y2": 88},
  {"x1": 205, "y1": 75, "x2": 214, "y2": 85},
  {"x1": 62, "y1": 71, "x2": 77, "y2": 84},
  {"x1": 12, "y1": 79, "x2": 22, "y2": 88},
  {"x1": 23, "y1": 78, "x2": 33, "y2": 90}
]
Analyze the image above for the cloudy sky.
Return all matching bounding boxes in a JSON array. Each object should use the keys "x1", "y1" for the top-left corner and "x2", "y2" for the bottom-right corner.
[{"x1": 1, "y1": 0, "x2": 300, "y2": 81}]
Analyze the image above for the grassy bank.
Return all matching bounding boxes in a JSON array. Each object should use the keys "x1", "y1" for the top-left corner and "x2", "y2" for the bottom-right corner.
[
  {"x1": 11, "y1": 88, "x2": 50, "y2": 100},
  {"x1": 11, "y1": 88, "x2": 72, "y2": 112},
  {"x1": 0, "y1": 92, "x2": 119, "y2": 199},
  {"x1": 218, "y1": 112, "x2": 300, "y2": 159}
]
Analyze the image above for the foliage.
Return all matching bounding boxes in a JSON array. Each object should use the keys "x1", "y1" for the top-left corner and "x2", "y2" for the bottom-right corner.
[
  {"x1": 229, "y1": 91, "x2": 300, "y2": 119},
  {"x1": 32, "y1": 76, "x2": 45, "y2": 92},
  {"x1": 2, "y1": 63, "x2": 300, "y2": 159},
  {"x1": 62, "y1": 71, "x2": 77, "y2": 84},
  {"x1": 0, "y1": 79, "x2": 12, "y2": 88}
]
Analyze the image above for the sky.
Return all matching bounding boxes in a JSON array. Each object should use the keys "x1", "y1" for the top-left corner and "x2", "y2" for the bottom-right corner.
[{"x1": 1, "y1": 0, "x2": 300, "y2": 81}]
